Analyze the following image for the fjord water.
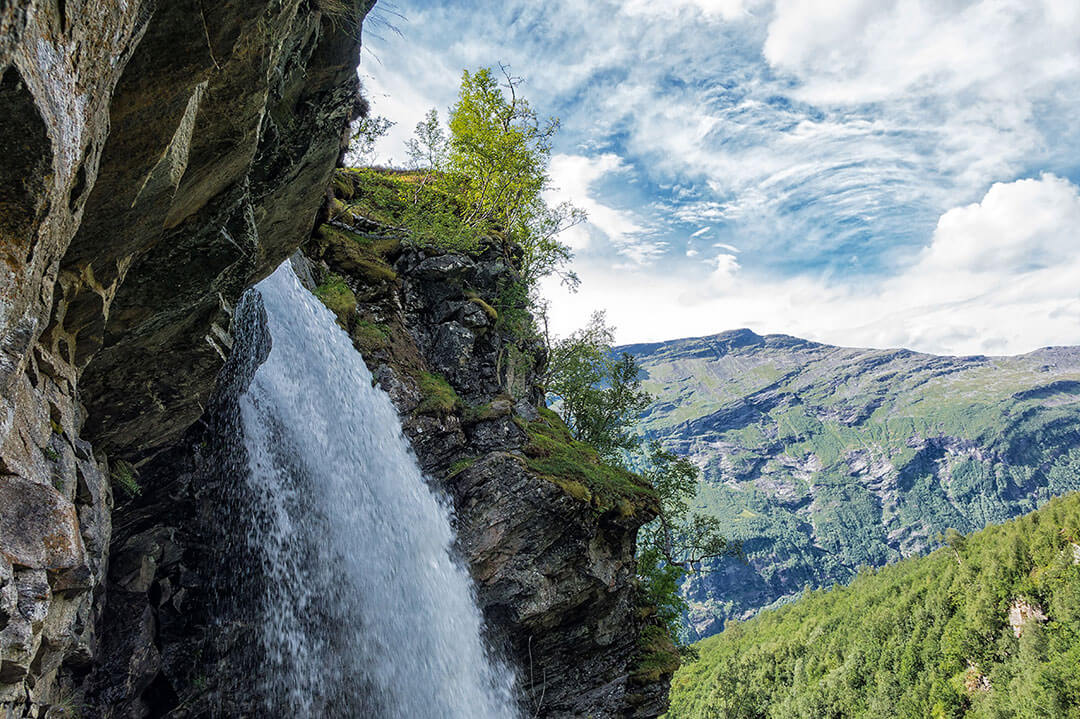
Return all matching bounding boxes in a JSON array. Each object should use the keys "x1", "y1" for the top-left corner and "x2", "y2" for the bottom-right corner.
[{"x1": 234, "y1": 262, "x2": 518, "y2": 717}]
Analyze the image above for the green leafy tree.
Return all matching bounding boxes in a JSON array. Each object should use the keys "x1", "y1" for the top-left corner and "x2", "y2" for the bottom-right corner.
[
  {"x1": 637, "y1": 442, "x2": 739, "y2": 642},
  {"x1": 446, "y1": 65, "x2": 583, "y2": 292},
  {"x1": 447, "y1": 65, "x2": 554, "y2": 230},
  {"x1": 349, "y1": 114, "x2": 394, "y2": 165},
  {"x1": 543, "y1": 311, "x2": 650, "y2": 458},
  {"x1": 405, "y1": 108, "x2": 449, "y2": 170},
  {"x1": 544, "y1": 312, "x2": 734, "y2": 647}
]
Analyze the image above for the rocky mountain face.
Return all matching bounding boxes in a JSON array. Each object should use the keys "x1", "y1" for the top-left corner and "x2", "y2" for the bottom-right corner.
[
  {"x1": 1, "y1": 1, "x2": 368, "y2": 714},
  {"x1": 622, "y1": 329, "x2": 1080, "y2": 638},
  {"x1": 296, "y1": 172, "x2": 672, "y2": 717},
  {"x1": 0, "y1": 3, "x2": 665, "y2": 717}
]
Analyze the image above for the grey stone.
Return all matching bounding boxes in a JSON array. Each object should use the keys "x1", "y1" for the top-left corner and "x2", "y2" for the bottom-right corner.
[{"x1": 432, "y1": 322, "x2": 476, "y2": 376}]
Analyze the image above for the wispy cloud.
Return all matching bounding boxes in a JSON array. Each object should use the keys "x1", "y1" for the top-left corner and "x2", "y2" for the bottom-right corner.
[
  {"x1": 544, "y1": 175, "x2": 1080, "y2": 355},
  {"x1": 364, "y1": 0, "x2": 1080, "y2": 355}
]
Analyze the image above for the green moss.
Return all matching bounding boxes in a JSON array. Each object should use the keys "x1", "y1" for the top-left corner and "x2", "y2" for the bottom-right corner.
[
  {"x1": 467, "y1": 296, "x2": 499, "y2": 321},
  {"x1": 111, "y1": 460, "x2": 141, "y2": 498},
  {"x1": 522, "y1": 406, "x2": 657, "y2": 512},
  {"x1": 415, "y1": 372, "x2": 461, "y2": 416},
  {"x1": 632, "y1": 624, "x2": 681, "y2": 683},
  {"x1": 356, "y1": 259, "x2": 397, "y2": 284},
  {"x1": 42, "y1": 445, "x2": 59, "y2": 462},
  {"x1": 313, "y1": 273, "x2": 357, "y2": 326},
  {"x1": 353, "y1": 319, "x2": 391, "y2": 355},
  {"x1": 447, "y1": 456, "x2": 479, "y2": 478},
  {"x1": 316, "y1": 224, "x2": 400, "y2": 285},
  {"x1": 318, "y1": 223, "x2": 401, "y2": 258}
]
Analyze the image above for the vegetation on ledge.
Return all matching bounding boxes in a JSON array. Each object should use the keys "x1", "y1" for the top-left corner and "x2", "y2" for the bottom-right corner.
[
  {"x1": 521, "y1": 406, "x2": 657, "y2": 514},
  {"x1": 666, "y1": 491, "x2": 1080, "y2": 719},
  {"x1": 415, "y1": 371, "x2": 462, "y2": 416},
  {"x1": 331, "y1": 167, "x2": 485, "y2": 253}
]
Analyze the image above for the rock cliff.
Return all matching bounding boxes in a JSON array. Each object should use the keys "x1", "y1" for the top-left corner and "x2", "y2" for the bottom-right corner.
[
  {"x1": 0, "y1": 3, "x2": 668, "y2": 717},
  {"x1": 1, "y1": 0, "x2": 367, "y2": 714}
]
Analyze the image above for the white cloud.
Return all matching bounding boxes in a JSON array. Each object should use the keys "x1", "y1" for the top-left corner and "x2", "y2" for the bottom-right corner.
[
  {"x1": 546, "y1": 175, "x2": 1080, "y2": 356},
  {"x1": 545, "y1": 154, "x2": 662, "y2": 263},
  {"x1": 709, "y1": 253, "x2": 742, "y2": 285},
  {"x1": 764, "y1": 0, "x2": 1080, "y2": 104},
  {"x1": 620, "y1": 0, "x2": 762, "y2": 21},
  {"x1": 919, "y1": 174, "x2": 1080, "y2": 275}
]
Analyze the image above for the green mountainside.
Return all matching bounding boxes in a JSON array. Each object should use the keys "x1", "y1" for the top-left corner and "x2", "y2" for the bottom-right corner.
[
  {"x1": 665, "y1": 491, "x2": 1080, "y2": 719},
  {"x1": 621, "y1": 329, "x2": 1080, "y2": 638}
]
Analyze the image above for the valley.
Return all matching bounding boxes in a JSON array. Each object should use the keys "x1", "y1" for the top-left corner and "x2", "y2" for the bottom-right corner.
[{"x1": 625, "y1": 329, "x2": 1080, "y2": 637}]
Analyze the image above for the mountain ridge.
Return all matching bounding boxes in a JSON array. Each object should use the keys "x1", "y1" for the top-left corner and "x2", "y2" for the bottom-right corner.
[{"x1": 621, "y1": 328, "x2": 1080, "y2": 639}]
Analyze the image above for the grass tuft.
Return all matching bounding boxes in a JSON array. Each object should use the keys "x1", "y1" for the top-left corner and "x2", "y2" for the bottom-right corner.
[
  {"x1": 111, "y1": 460, "x2": 141, "y2": 498},
  {"x1": 447, "y1": 456, "x2": 479, "y2": 478},
  {"x1": 415, "y1": 372, "x2": 461, "y2": 416}
]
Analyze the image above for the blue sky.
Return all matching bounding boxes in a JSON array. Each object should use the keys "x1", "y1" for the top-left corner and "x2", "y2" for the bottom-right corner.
[{"x1": 360, "y1": 0, "x2": 1080, "y2": 356}]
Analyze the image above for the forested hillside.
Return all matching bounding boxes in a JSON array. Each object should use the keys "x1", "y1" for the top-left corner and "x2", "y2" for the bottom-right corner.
[
  {"x1": 666, "y1": 492, "x2": 1080, "y2": 719},
  {"x1": 623, "y1": 330, "x2": 1080, "y2": 637}
]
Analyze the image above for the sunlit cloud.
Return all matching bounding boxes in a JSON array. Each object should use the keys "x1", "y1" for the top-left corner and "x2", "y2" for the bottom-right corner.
[
  {"x1": 364, "y1": 0, "x2": 1080, "y2": 355},
  {"x1": 543, "y1": 175, "x2": 1080, "y2": 355}
]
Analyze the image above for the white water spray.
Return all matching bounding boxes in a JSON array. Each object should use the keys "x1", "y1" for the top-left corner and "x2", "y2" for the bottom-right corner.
[{"x1": 234, "y1": 262, "x2": 518, "y2": 717}]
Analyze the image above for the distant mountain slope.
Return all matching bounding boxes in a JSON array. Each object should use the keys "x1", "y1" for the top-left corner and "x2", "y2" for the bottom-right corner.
[
  {"x1": 665, "y1": 491, "x2": 1080, "y2": 719},
  {"x1": 621, "y1": 329, "x2": 1080, "y2": 638}
]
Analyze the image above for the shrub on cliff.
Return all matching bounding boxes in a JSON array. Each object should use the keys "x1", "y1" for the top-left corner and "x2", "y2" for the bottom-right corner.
[{"x1": 543, "y1": 311, "x2": 737, "y2": 650}]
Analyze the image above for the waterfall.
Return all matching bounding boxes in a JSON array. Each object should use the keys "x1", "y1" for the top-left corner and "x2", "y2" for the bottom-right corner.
[{"x1": 231, "y1": 261, "x2": 519, "y2": 718}]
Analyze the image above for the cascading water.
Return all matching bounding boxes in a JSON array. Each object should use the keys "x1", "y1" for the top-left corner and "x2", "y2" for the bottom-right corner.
[{"x1": 230, "y1": 261, "x2": 519, "y2": 717}]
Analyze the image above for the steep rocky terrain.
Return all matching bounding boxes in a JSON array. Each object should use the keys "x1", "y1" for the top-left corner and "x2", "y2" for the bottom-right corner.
[
  {"x1": 1, "y1": 1, "x2": 369, "y2": 714},
  {"x1": 622, "y1": 329, "x2": 1080, "y2": 638},
  {"x1": 296, "y1": 169, "x2": 673, "y2": 717},
  {"x1": 0, "y1": 3, "x2": 669, "y2": 716}
]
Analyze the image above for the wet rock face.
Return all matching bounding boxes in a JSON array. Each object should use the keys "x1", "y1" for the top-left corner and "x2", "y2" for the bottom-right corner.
[
  {"x1": 0, "y1": 372, "x2": 110, "y2": 712},
  {"x1": 0, "y1": 1, "x2": 368, "y2": 714},
  {"x1": 62, "y1": 0, "x2": 371, "y2": 458},
  {"x1": 303, "y1": 223, "x2": 670, "y2": 718}
]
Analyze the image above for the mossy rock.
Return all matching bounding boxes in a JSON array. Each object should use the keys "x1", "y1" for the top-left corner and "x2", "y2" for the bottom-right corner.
[
  {"x1": 631, "y1": 624, "x2": 680, "y2": 684},
  {"x1": 353, "y1": 258, "x2": 397, "y2": 284},
  {"x1": 462, "y1": 396, "x2": 513, "y2": 424},
  {"x1": 352, "y1": 319, "x2": 391, "y2": 355},
  {"x1": 331, "y1": 169, "x2": 357, "y2": 199},
  {"x1": 467, "y1": 296, "x2": 498, "y2": 321},
  {"x1": 522, "y1": 407, "x2": 658, "y2": 513},
  {"x1": 313, "y1": 273, "x2": 357, "y2": 326},
  {"x1": 316, "y1": 224, "x2": 399, "y2": 285},
  {"x1": 415, "y1": 371, "x2": 461, "y2": 416}
]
